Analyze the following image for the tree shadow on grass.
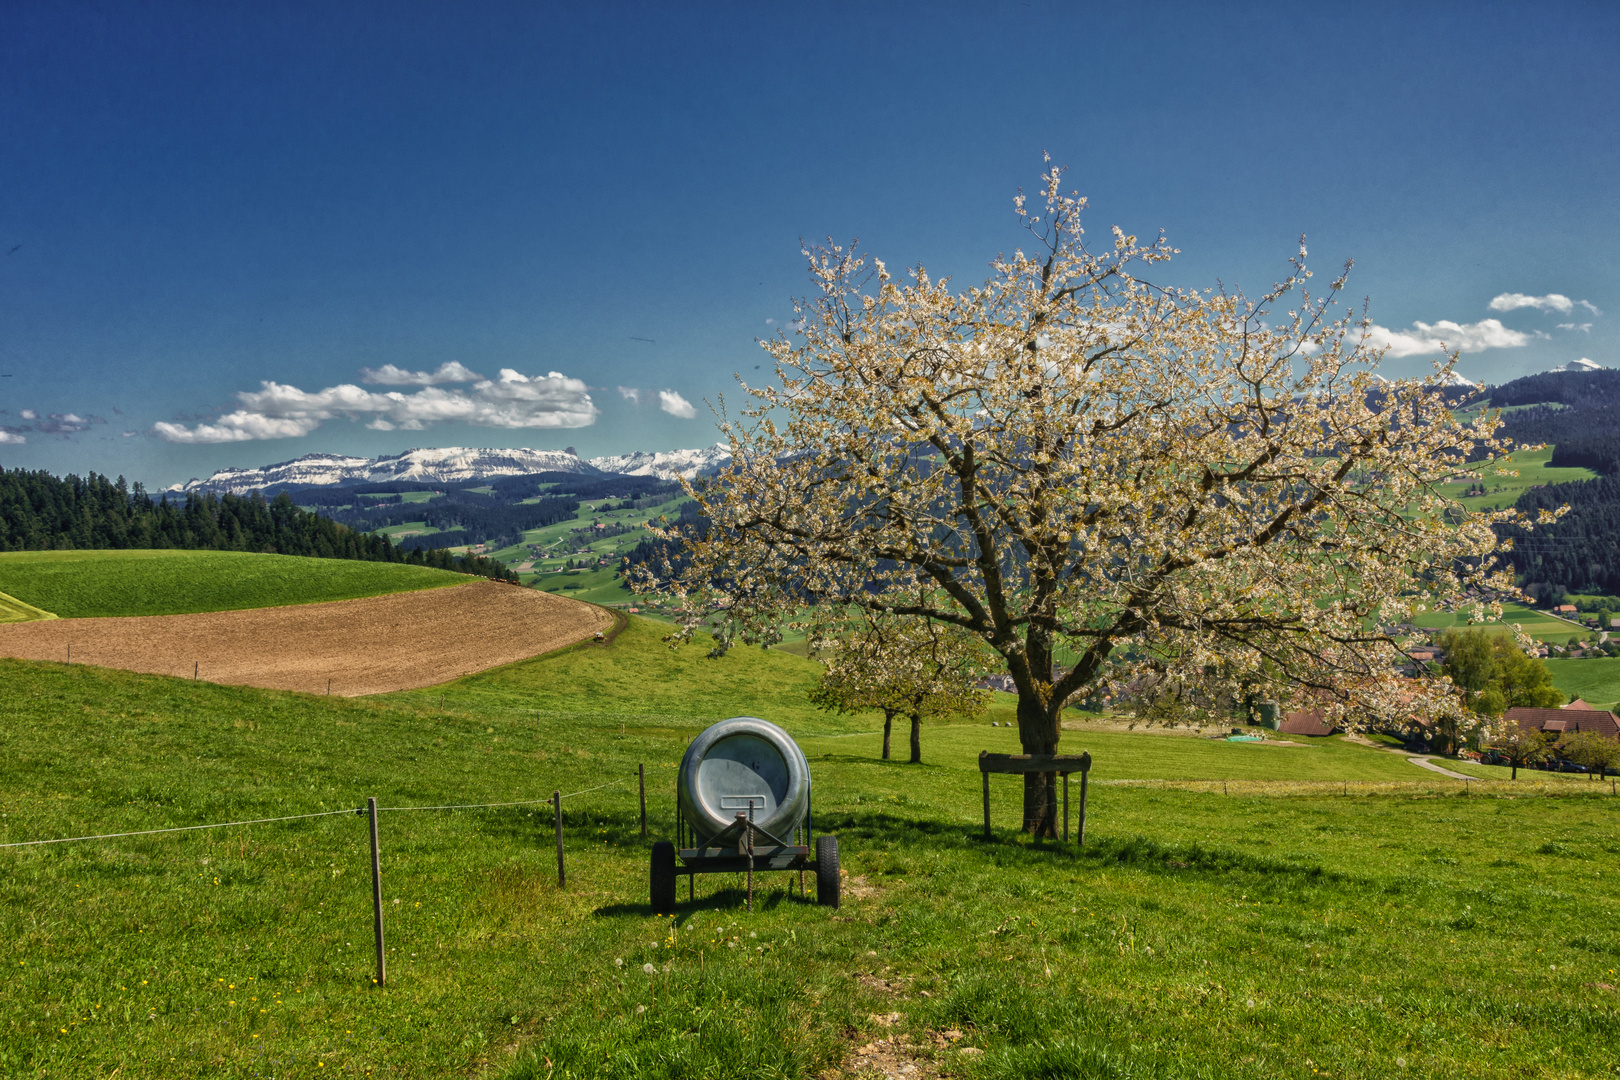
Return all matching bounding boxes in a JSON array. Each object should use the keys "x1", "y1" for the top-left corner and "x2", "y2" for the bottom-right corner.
[{"x1": 819, "y1": 810, "x2": 1356, "y2": 889}]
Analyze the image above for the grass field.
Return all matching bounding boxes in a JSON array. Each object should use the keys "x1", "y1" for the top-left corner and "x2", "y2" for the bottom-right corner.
[
  {"x1": 1412, "y1": 599, "x2": 1585, "y2": 642},
  {"x1": 1435, "y1": 445, "x2": 1598, "y2": 512},
  {"x1": 0, "y1": 590, "x2": 57, "y2": 624},
  {"x1": 0, "y1": 551, "x2": 470, "y2": 618},
  {"x1": 1543, "y1": 657, "x2": 1620, "y2": 711},
  {"x1": 3, "y1": 617, "x2": 1618, "y2": 1078},
  {"x1": 484, "y1": 493, "x2": 690, "y2": 601}
]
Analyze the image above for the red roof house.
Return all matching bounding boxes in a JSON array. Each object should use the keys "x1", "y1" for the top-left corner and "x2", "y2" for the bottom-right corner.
[
  {"x1": 1278, "y1": 709, "x2": 1335, "y2": 737},
  {"x1": 1506, "y1": 706, "x2": 1620, "y2": 740}
]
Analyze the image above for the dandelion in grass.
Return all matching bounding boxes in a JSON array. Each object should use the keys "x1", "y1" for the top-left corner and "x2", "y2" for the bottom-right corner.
[{"x1": 643, "y1": 963, "x2": 657, "y2": 975}]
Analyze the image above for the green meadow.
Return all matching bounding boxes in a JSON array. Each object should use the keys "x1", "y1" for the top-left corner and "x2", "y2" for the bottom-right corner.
[
  {"x1": 1412, "y1": 599, "x2": 1584, "y2": 642},
  {"x1": 1543, "y1": 658, "x2": 1620, "y2": 712},
  {"x1": 1436, "y1": 445, "x2": 1598, "y2": 512},
  {"x1": 0, "y1": 551, "x2": 470, "y2": 619},
  {"x1": 3, "y1": 617, "x2": 1619, "y2": 1079},
  {"x1": 0, "y1": 590, "x2": 57, "y2": 625}
]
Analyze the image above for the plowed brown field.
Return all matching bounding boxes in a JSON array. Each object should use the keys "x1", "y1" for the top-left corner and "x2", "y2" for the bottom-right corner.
[{"x1": 0, "y1": 579, "x2": 615, "y2": 695}]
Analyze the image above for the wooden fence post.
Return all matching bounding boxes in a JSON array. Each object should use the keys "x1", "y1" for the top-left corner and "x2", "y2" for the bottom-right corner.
[
  {"x1": 1062, "y1": 772, "x2": 1070, "y2": 843},
  {"x1": 367, "y1": 797, "x2": 386, "y2": 988},
  {"x1": 639, "y1": 764, "x2": 647, "y2": 838},
  {"x1": 1077, "y1": 752, "x2": 1091, "y2": 848},
  {"x1": 980, "y1": 752, "x2": 991, "y2": 839},
  {"x1": 553, "y1": 790, "x2": 565, "y2": 887}
]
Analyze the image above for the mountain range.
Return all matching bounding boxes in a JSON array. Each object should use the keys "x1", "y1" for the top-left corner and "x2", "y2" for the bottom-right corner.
[{"x1": 169, "y1": 444, "x2": 733, "y2": 494}]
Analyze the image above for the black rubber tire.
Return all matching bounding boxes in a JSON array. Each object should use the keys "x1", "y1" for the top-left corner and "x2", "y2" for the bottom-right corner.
[
  {"x1": 815, "y1": 835, "x2": 840, "y2": 909},
  {"x1": 650, "y1": 841, "x2": 677, "y2": 914}
]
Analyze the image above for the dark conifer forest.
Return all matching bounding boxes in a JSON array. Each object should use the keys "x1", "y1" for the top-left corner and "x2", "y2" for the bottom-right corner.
[
  {"x1": 0, "y1": 468, "x2": 517, "y2": 581},
  {"x1": 1493, "y1": 370, "x2": 1620, "y2": 598}
]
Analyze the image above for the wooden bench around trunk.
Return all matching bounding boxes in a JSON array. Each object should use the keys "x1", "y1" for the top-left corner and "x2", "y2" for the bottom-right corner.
[{"x1": 979, "y1": 751, "x2": 1092, "y2": 844}]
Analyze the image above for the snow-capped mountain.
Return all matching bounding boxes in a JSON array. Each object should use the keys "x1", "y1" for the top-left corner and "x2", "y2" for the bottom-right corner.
[
  {"x1": 1434, "y1": 371, "x2": 1480, "y2": 389},
  {"x1": 170, "y1": 443, "x2": 730, "y2": 494},
  {"x1": 586, "y1": 443, "x2": 732, "y2": 480},
  {"x1": 171, "y1": 446, "x2": 593, "y2": 493},
  {"x1": 1550, "y1": 358, "x2": 1604, "y2": 373}
]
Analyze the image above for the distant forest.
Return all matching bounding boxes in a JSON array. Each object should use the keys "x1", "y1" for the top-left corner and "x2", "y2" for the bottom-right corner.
[
  {"x1": 305, "y1": 471, "x2": 683, "y2": 553},
  {"x1": 0, "y1": 468, "x2": 517, "y2": 581},
  {"x1": 1494, "y1": 370, "x2": 1620, "y2": 598}
]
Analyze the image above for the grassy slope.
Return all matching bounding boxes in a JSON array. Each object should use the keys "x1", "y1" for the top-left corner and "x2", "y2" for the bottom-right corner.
[
  {"x1": 488, "y1": 493, "x2": 690, "y2": 606},
  {"x1": 1412, "y1": 599, "x2": 1585, "y2": 641},
  {"x1": 1435, "y1": 445, "x2": 1598, "y2": 512},
  {"x1": 2, "y1": 619, "x2": 1618, "y2": 1078},
  {"x1": 0, "y1": 590, "x2": 57, "y2": 623},
  {"x1": 0, "y1": 550, "x2": 469, "y2": 618},
  {"x1": 1543, "y1": 657, "x2": 1620, "y2": 710}
]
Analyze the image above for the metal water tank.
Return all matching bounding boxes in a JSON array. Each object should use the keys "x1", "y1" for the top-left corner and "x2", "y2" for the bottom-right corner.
[{"x1": 678, "y1": 716, "x2": 811, "y2": 842}]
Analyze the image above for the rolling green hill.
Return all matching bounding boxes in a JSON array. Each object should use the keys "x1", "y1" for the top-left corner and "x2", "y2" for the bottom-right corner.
[
  {"x1": 0, "y1": 589, "x2": 56, "y2": 624},
  {"x1": 0, "y1": 549, "x2": 470, "y2": 618},
  {"x1": 1542, "y1": 656, "x2": 1620, "y2": 711},
  {"x1": 1435, "y1": 445, "x2": 1598, "y2": 512},
  {"x1": 1, "y1": 617, "x2": 1616, "y2": 1078}
]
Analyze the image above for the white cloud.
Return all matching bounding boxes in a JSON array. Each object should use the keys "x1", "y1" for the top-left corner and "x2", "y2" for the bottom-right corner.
[
  {"x1": 19, "y1": 409, "x2": 36, "y2": 420},
  {"x1": 155, "y1": 369, "x2": 598, "y2": 444},
  {"x1": 1557, "y1": 322, "x2": 1594, "y2": 333},
  {"x1": 658, "y1": 389, "x2": 697, "y2": 419},
  {"x1": 1579, "y1": 299, "x2": 1602, "y2": 316},
  {"x1": 358, "y1": 361, "x2": 483, "y2": 386},
  {"x1": 1355, "y1": 318, "x2": 1529, "y2": 358},
  {"x1": 0, "y1": 431, "x2": 24, "y2": 444},
  {"x1": 121, "y1": 430, "x2": 139, "y2": 438},
  {"x1": 155, "y1": 412, "x2": 322, "y2": 443},
  {"x1": 618, "y1": 386, "x2": 641, "y2": 404},
  {"x1": 1489, "y1": 292, "x2": 1575, "y2": 315}
]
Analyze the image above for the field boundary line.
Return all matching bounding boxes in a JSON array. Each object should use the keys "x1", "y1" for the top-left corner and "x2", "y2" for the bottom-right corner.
[{"x1": 0, "y1": 808, "x2": 354, "y2": 849}]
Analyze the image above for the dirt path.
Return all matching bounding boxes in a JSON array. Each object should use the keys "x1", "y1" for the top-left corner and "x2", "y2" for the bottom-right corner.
[{"x1": 0, "y1": 579, "x2": 613, "y2": 696}]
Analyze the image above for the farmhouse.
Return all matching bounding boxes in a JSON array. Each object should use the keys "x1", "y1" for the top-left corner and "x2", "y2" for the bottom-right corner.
[
  {"x1": 1277, "y1": 709, "x2": 1335, "y2": 737},
  {"x1": 1505, "y1": 704, "x2": 1620, "y2": 740}
]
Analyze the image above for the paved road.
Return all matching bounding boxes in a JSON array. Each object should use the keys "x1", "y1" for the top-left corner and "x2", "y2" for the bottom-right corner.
[{"x1": 1406, "y1": 756, "x2": 1476, "y2": 780}]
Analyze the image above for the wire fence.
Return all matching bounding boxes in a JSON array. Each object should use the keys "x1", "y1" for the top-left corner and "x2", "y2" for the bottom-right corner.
[
  {"x1": 0, "y1": 767, "x2": 653, "y2": 988},
  {"x1": 1, "y1": 775, "x2": 637, "y2": 851},
  {"x1": 1097, "y1": 775, "x2": 1618, "y2": 797}
]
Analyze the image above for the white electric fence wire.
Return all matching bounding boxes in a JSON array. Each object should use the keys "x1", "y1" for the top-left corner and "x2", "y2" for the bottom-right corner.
[
  {"x1": 0, "y1": 808, "x2": 354, "y2": 850},
  {"x1": 380, "y1": 777, "x2": 626, "y2": 813},
  {"x1": 2, "y1": 775, "x2": 638, "y2": 848}
]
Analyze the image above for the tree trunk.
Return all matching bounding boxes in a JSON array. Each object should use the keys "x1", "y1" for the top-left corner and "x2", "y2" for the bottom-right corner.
[
  {"x1": 909, "y1": 712, "x2": 922, "y2": 764},
  {"x1": 1511, "y1": 762, "x2": 1518, "y2": 780},
  {"x1": 881, "y1": 709, "x2": 894, "y2": 760},
  {"x1": 1016, "y1": 689, "x2": 1059, "y2": 837}
]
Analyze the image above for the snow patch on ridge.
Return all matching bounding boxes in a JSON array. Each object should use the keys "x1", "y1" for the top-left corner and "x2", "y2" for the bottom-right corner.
[{"x1": 170, "y1": 443, "x2": 731, "y2": 494}]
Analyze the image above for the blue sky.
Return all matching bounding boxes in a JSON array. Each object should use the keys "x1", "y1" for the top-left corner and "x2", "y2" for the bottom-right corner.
[{"x1": 1, "y1": 1, "x2": 1616, "y2": 488}]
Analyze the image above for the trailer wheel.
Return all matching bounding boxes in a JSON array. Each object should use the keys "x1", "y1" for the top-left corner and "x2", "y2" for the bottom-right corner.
[
  {"x1": 815, "y1": 835, "x2": 840, "y2": 909},
  {"x1": 650, "y1": 841, "x2": 677, "y2": 914}
]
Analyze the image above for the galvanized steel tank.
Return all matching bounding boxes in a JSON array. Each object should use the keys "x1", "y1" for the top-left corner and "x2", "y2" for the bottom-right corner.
[{"x1": 678, "y1": 717, "x2": 811, "y2": 842}]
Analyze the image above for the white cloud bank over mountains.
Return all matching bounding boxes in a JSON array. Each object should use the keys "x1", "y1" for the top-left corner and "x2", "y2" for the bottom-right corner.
[
  {"x1": 1354, "y1": 317, "x2": 1529, "y2": 357},
  {"x1": 1350, "y1": 289, "x2": 1604, "y2": 360},
  {"x1": 155, "y1": 366, "x2": 599, "y2": 444}
]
